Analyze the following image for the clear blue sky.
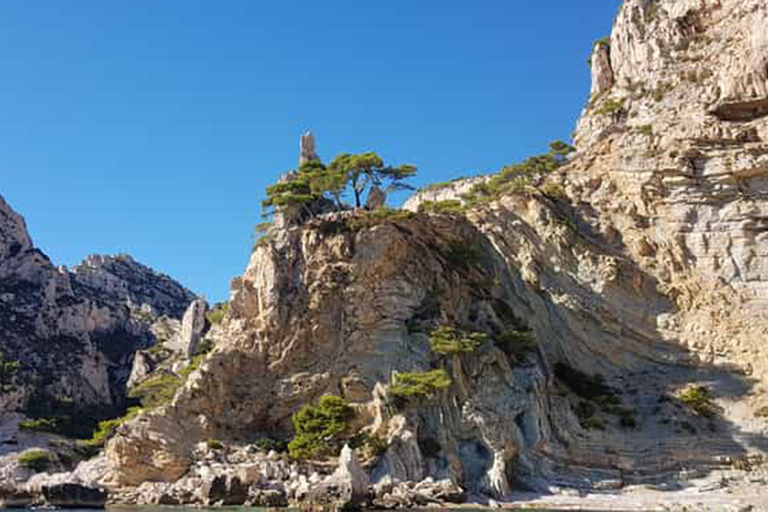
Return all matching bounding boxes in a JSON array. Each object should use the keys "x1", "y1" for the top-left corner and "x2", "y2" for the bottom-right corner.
[{"x1": 0, "y1": 0, "x2": 622, "y2": 302}]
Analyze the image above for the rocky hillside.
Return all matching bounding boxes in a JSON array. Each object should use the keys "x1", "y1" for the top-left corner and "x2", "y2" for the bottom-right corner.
[
  {"x1": 0, "y1": 193, "x2": 196, "y2": 414},
  {"x1": 4, "y1": 0, "x2": 768, "y2": 509}
]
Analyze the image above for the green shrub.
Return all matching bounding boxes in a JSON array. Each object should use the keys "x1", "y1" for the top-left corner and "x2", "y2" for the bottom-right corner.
[
  {"x1": 129, "y1": 373, "x2": 183, "y2": 410},
  {"x1": 429, "y1": 326, "x2": 487, "y2": 356},
  {"x1": 206, "y1": 439, "x2": 224, "y2": 451},
  {"x1": 19, "y1": 417, "x2": 62, "y2": 433},
  {"x1": 206, "y1": 302, "x2": 229, "y2": 325},
  {"x1": 288, "y1": 395, "x2": 355, "y2": 460},
  {"x1": 678, "y1": 385, "x2": 719, "y2": 418},
  {"x1": 85, "y1": 407, "x2": 143, "y2": 447},
  {"x1": 582, "y1": 417, "x2": 606, "y2": 431},
  {"x1": 17, "y1": 449, "x2": 51, "y2": 472},
  {"x1": 254, "y1": 437, "x2": 288, "y2": 453},
  {"x1": 755, "y1": 406, "x2": 768, "y2": 418},
  {"x1": 0, "y1": 352, "x2": 21, "y2": 393},
  {"x1": 346, "y1": 208, "x2": 415, "y2": 231},
  {"x1": 390, "y1": 369, "x2": 452, "y2": 401},
  {"x1": 418, "y1": 200, "x2": 467, "y2": 216},
  {"x1": 445, "y1": 239, "x2": 483, "y2": 270},
  {"x1": 539, "y1": 182, "x2": 568, "y2": 200},
  {"x1": 636, "y1": 125, "x2": 653, "y2": 136},
  {"x1": 495, "y1": 329, "x2": 538, "y2": 360},
  {"x1": 462, "y1": 141, "x2": 574, "y2": 206},
  {"x1": 554, "y1": 363, "x2": 616, "y2": 403},
  {"x1": 594, "y1": 98, "x2": 625, "y2": 117}
]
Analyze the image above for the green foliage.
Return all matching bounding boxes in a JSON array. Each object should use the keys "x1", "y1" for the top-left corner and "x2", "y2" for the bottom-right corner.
[
  {"x1": 206, "y1": 302, "x2": 229, "y2": 326},
  {"x1": 17, "y1": 449, "x2": 51, "y2": 472},
  {"x1": 85, "y1": 407, "x2": 142, "y2": 447},
  {"x1": 594, "y1": 97, "x2": 625, "y2": 117},
  {"x1": 390, "y1": 369, "x2": 452, "y2": 401},
  {"x1": 254, "y1": 437, "x2": 288, "y2": 453},
  {"x1": 328, "y1": 152, "x2": 417, "y2": 208},
  {"x1": 636, "y1": 125, "x2": 654, "y2": 137},
  {"x1": 22, "y1": 394, "x2": 118, "y2": 440},
  {"x1": 19, "y1": 417, "x2": 62, "y2": 434},
  {"x1": 350, "y1": 432, "x2": 388, "y2": 457},
  {"x1": 288, "y1": 395, "x2": 355, "y2": 460},
  {"x1": 444, "y1": 239, "x2": 483, "y2": 270},
  {"x1": 678, "y1": 386, "x2": 719, "y2": 418},
  {"x1": 262, "y1": 160, "x2": 329, "y2": 221},
  {"x1": 495, "y1": 329, "x2": 538, "y2": 360},
  {"x1": 462, "y1": 141, "x2": 574, "y2": 205},
  {"x1": 129, "y1": 373, "x2": 183, "y2": 410},
  {"x1": 755, "y1": 406, "x2": 768, "y2": 418},
  {"x1": 206, "y1": 439, "x2": 224, "y2": 451},
  {"x1": 554, "y1": 363, "x2": 617, "y2": 403},
  {"x1": 418, "y1": 200, "x2": 467, "y2": 216},
  {"x1": 345, "y1": 208, "x2": 415, "y2": 231},
  {"x1": 429, "y1": 326, "x2": 488, "y2": 356},
  {"x1": 539, "y1": 181, "x2": 568, "y2": 200},
  {"x1": 0, "y1": 352, "x2": 21, "y2": 393}
]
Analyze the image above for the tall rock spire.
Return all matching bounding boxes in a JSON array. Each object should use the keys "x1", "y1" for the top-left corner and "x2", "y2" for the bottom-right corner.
[{"x1": 299, "y1": 131, "x2": 317, "y2": 165}]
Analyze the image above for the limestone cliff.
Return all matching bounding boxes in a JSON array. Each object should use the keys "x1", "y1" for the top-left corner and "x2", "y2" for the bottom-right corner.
[
  {"x1": 82, "y1": 0, "x2": 768, "y2": 505},
  {"x1": 0, "y1": 194, "x2": 196, "y2": 413}
]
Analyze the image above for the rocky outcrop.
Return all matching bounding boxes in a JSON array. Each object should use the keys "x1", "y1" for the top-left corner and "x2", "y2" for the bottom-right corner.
[
  {"x1": 590, "y1": 41, "x2": 614, "y2": 96},
  {"x1": 166, "y1": 298, "x2": 207, "y2": 357},
  {"x1": 14, "y1": 0, "x2": 768, "y2": 508},
  {"x1": 0, "y1": 193, "x2": 195, "y2": 412}
]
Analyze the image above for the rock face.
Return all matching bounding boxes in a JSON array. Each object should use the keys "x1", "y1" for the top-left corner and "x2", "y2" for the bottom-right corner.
[
  {"x1": 166, "y1": 298, "x2": 207, "y2": 357},
  {"x1": 0, "y1": 193, "x2": 196, "y2": 413},
  {"x1": 590, "y1": 41, "x2": 614, "y2": 96},
  {"x1": 85, "y1": 0, "x2": 768, "y2": 505},
  {"x1": 300, "y1": 131, "x2": 318, "y2": 165}
]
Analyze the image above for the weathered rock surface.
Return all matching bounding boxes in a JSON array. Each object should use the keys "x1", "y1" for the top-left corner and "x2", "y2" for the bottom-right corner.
[
  {"x1": 9, "y1": 0, "x2": 768, "y2": 508},
  {"x1": 0, "y1": 194, "x2": 196, "y2": 414}
]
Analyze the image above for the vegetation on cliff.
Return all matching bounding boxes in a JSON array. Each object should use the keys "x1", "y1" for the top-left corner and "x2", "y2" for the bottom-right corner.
[
  {"x1": 288, "y1": 395, "x2": 356, "y2": 460},
  {"x1": 262, "y1": 152, "x2": 417, "y2": 222}
]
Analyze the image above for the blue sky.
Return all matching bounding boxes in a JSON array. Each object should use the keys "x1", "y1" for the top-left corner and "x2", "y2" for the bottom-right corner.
[{"x1": 0, "y1": 0, "x2": 622, "y2": 302}]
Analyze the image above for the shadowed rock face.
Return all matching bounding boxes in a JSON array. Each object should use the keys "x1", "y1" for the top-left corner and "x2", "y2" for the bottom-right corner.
[
  {"x1": 0, "y1": 194, "x2": 196, "y2": 412},
  {"x1": 104, "y1": 0, "x2": 768, "y2": 501}
]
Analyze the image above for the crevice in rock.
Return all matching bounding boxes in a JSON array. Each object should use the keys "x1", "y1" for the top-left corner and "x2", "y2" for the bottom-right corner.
[{"x1": 710, "y1": 97, "x2": 768, "y2": 122}]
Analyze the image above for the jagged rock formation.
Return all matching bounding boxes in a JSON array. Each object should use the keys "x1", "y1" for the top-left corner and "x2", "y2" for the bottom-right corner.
[
  {"x1": 166, "y1": 298, "x2": 207, "y2": 358},
  {"x1": 8, "y1": 0, "x2": 768, "y2": 508},
  {"x1": 300, "y1": 131, "x2": 318, "y2": 165},
  {"x1": 0, "y1": 194, "x2": 196, "y2": 412}
]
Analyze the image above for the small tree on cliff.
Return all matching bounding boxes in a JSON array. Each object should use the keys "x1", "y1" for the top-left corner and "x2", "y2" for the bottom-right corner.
[
  {"x1": 261, "y1": 152, "x2": 417, "y2": 222},
  {"x1": 327, "y1": 152, "x2": 417, "y2": 208}
]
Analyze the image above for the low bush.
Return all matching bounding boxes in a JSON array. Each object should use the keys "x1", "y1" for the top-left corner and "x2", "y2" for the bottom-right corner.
[
  {"x1": 594, "y1": 98, "x2": 625, "y2": 117},
  {"x1": 678, "y1": 385, "x2": 719, "y2": 418},
  {"x1": 206, "y1": 439, "x2": 224, "y2": 451},
  {"x1": 206, "y1": 302, "x2": 229, "y2": 325},
  {"x1": 0, "y1": 352, "x2": 20, "y2": 393},
  {"x1": 418, "y1": 200, "x2": 467, "y2": 215},
  {"x1": 462, "y1": 141, "x2": 574, "y2": 206},
  {"x1": 444, "y1": 239, "x2": 483, "y2": 270},
  {"x1": 254, "y1": 437, "x2": 288, "y2": 453},
  {"x1": 495, "y1": 329, "x2": 538, "y2": 360},
  {"x1": 129, "y1": 373, "x2": 183, "y2": 410},
  {"x1": 429, "y1": 326, "x2": 487, "y2": 356},
  {"x1": 17, "y1": 449, "x2": 51, "y2": 472},
  {"x1": 85, "y1": 407, "x2": 143, "y2": 447},
  {"x1": 288, "y1": 395, "x2": 355, "y2": 460},
  {"x1": 554, "y1": 362, "x2": 616, "y2": 402},
  {"x1": 390, "y1": 369, "x2": 452, "y2": 401},
  {"x1": 19, "y1": 417, "x2": 62, "y2": 434},
  {"x1": 754, "y1": 406, "x2": 768, "y2": 418},
  {"x1": 346, "y1": 208, "x2": 415, "y2": 231}
]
